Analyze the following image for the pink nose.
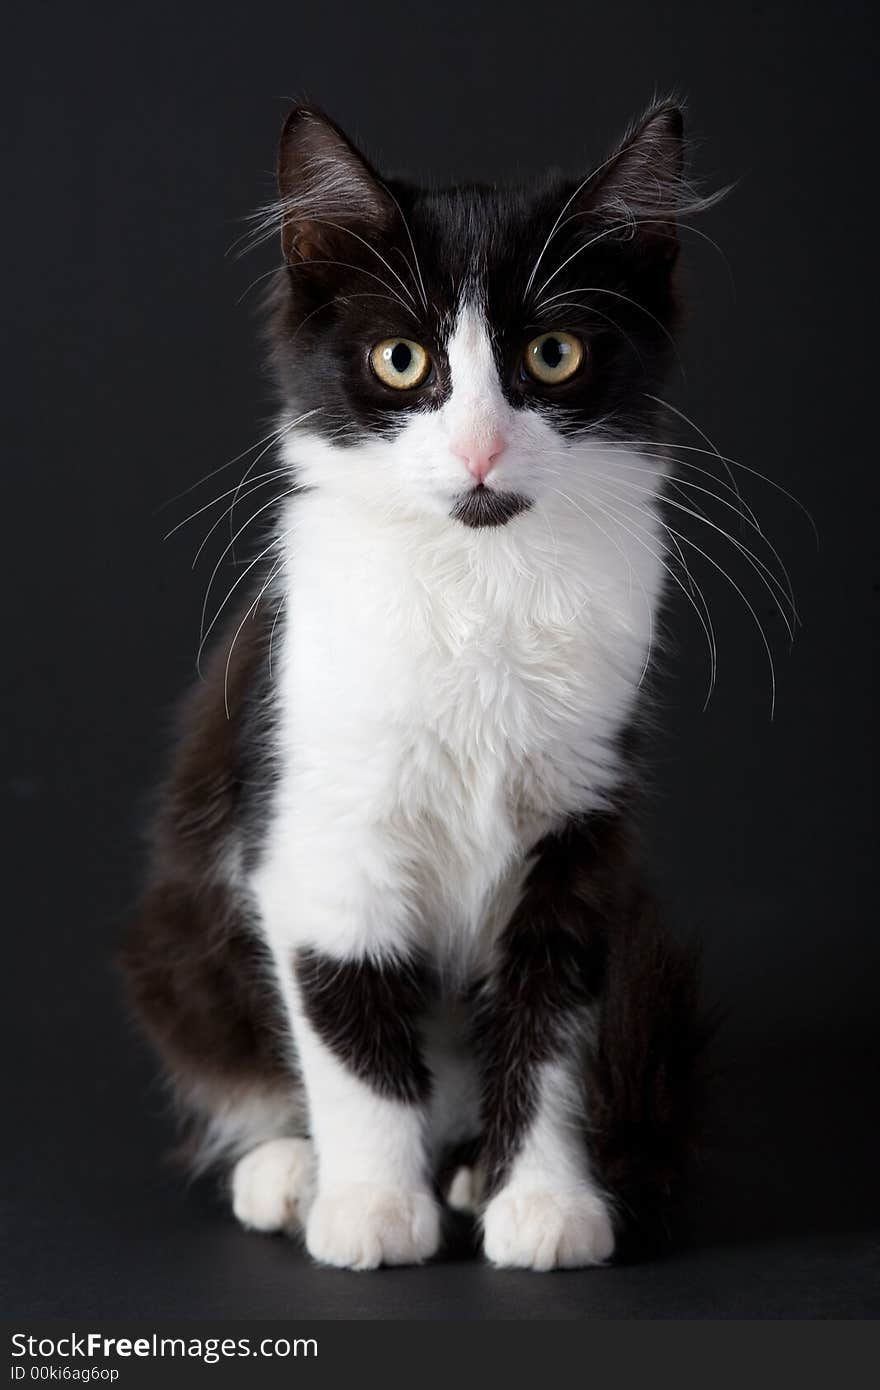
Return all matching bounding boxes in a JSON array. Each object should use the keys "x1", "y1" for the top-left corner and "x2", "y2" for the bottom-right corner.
[{"x1": 451, "y1": 434, "x2": 506, "y2": 485}]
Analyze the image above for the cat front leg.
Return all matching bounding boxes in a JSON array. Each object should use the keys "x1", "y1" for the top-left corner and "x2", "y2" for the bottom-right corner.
[
  {"x1": 475, "y1": 819, "x2": 621, "y2": 1270},
  {"x1": 480, "y1": 1053, "x2": 615, "y2": 1270},
  {"x1": 254, "y1": 852, "x2": 440, "y2": 1270},
  {"x1": 291, "y1": 947, "x2": 440, "y2": 1269}
]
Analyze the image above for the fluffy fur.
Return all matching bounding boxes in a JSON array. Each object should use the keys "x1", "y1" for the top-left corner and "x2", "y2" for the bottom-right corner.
[{"x1": 123, "y1": 99, "x2": 712, "y2": 1271}]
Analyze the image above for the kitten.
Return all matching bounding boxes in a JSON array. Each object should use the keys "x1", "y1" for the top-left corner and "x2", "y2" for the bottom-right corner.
[{"x1": 123, "y1": 100, "x2": 710, "y2": 1270}]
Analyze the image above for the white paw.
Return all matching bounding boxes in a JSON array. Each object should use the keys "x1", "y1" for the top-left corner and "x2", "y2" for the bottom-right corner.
[
  {"x1": 305, "y1": 1185, "x2": 441, "y2": 1270},
  {"x1": 231, "y1": 1138, "x2": 316, "y2": 1234},
  {"x1": 482, "y1": 1188, "x2": 615, "y2": 1270}
]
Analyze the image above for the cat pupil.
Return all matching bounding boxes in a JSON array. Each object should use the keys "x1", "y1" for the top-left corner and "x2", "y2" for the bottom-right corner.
[
  {"x1": 391, "y1": 342, "x2": 412, "y2": 373},
  {"x1": 542, "y1": 337, "x2": 564, "y2": 368}
]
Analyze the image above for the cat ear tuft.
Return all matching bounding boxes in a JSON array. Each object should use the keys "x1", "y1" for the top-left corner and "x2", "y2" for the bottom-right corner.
[
  {"x1": 276, "y1": 107, "x2": 394, "y2": 263},
  {"x1": 586, "y1": 100, "x2": 686, "y2": 259}
]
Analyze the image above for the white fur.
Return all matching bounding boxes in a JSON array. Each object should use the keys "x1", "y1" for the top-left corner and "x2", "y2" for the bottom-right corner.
[
  {"x1": 232, "y1": 1137, "x2": 316, "y2": 1233},
  {"x1": 245, "y1": 301, "x2": 665, "y2": 1268},
  {"x1": 482, "y1": 1189, "x2": 615, "y2": 1270},
  {"x1": 482, "y1": 1058, "x2": 615, "y2": 1269},
  {"x1": 306, "y1": 1185, "x2": 440, "y2": 1271}
]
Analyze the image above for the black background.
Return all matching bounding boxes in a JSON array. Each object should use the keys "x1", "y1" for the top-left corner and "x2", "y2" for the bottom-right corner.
[{"x1": 3, "y1": 0, "x2": 877, "y2": 1319}]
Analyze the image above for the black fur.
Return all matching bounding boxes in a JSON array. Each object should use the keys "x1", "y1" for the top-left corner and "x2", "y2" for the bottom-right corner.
[
  {"x1": 473, "y1": 814, "x2": 626, "y2": 1196},
  {"x1": 121, "y1": 605, "x2": 293, "y2": 1145},
  {"x1": 294, "y1": 949, "x2": 433, "y2": 1104},
  {"x1": 450, "y1": 486, "x2": 532, "y2": 529}
]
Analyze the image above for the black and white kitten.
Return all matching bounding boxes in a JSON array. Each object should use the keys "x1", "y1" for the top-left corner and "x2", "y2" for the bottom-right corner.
[{"x1": 124, "y1": 101, "x2": 709, "y2": 1270}]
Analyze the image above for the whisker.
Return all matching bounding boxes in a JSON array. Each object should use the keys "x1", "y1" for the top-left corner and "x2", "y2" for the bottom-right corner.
[
  {"x1": 531, "y1": 200, "x2": 731, "y2": 304},
  {"x1": 671, "y1": 519, "x2": 777, "y2": 717},
  {"x1": 521, "y1": 143, "x2": 645, "y2": 301},
  {"x1": 545, "y1": 470, "x2": 718, "y2": 706},
  {"x1": 548, "y1": 215, "x2": 736, "y2": 292},
  {"x1": 155, "y1": 416, "x2": 301, "y2": 513},
  {"x1": 572, "y1": 468, "x2": 779, "y2": 717},
  {"x1": 652, "y1": 434, "x2": 819, "y2": 546},
  {"x1": 644, "y1": 394, "x2": 754, "y2": 535},
  {"x1": 231, "y1": 196, "x2": 417, "y2": 307},
  {"x1": 583, "y1": 490, "x2": 719, "y2": 708},
  {"x1": 664, "y1": 482, "x2": 798, "y2": 635},
  {"x1": 588, "y1": 474, "x2": 795, "y2": 646},
  {"x1": 162, "y1": 468, "x2": 288, "y2": 542},
  {"x1": 223, "y1": 551, "x2": 288, "y2": 718},
  {"x1": 580, "y1": 461, "x2": 799, "y2": 630},
  {"x1": 534, "y1": 284, "x2": 681, "y2": 366},
  {"x1": 190, "y1": 473, "x2": 292, "y2": 571},
  {"x1": 579, "y1": 442, "x2": 762, "y2": 534},
  {"x1": 533, "y1": 219, "x2": 656, "y2": 302},
  {"x1": 282, "y1": 218, "x2": 417, "y2": 307},
  {"x1": 537, "y1": 439, "x2": 759, "y2": 533},
  {"x1": 235, "y1": 263, "x2": 284, "y2": 306},
  {"x1": 199, "y1": 488, "x2": 299, "y2": 656},
  {"x1": 228, "y1": 415, "x2": 304, "y2": 557},
  {"x1": 545, "y1": 483, "x2": 657, "y2": 690},
  {"x1": 527, "y1": 301, "x2": 646, "y2": 367},
  {"x1": 379, "y1": 182, "x2": 430, "y2": 312},
  {"x1": 286, "y1": 259, "x2": 417, "y2": 319}
]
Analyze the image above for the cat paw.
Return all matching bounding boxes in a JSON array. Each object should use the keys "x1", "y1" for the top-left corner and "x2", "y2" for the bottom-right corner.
[
  {"x1": 231, "y1": 1137, "x2": 316, "y2": 1234},
  {"x1": 305, "y1": 1185, "x2": 441, "y2": 1270},
  {"x1": 482, "y1": 1188, "x2": 615, "y2": 1270}
]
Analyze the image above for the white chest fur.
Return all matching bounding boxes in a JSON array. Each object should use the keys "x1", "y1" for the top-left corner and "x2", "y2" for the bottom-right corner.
[{"x1": 254, "y1": 480, "x2": 662, "y2": 966}]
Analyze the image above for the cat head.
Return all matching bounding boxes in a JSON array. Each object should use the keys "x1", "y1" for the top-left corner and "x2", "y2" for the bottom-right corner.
[{"x1": 263, "y1": 101, "x2": 700, "y2": 530}]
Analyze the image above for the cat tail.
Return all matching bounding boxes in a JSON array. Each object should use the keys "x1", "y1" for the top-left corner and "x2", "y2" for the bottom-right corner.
[{"x1": 590, "y1": 891, "x2": 714, "y2": 1249}]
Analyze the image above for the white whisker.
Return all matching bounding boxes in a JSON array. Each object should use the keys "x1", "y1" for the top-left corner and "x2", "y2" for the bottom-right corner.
[
  {"x1": 199, "y1": 490, "x2": 299, "y2": 658},
  {"x1": 156, "y1": 417, "x2": 298, "y2": 513},
  {"x1": 191, "y1": 474, "x2": 294, "y2": 572},
  {"x1": 588, "y1": 473, "x2": 795, "y2": 648},
  {"x1": 644, "y1": 394, "x2": 753, "y2": 534},
  {"x1": 223, "y1": 552, "x2": 288, "y2": 718},
  {"x1": 544, "y1": 468, "x2": 718, "y2": 706},
  {"x1": 535, "y1": 284, "x2": 681, "y2": 364},
  {"x1": 380, "y1": 182, "x2": 430, "y2": 312},
  {"x1": 521, "y1": 142, "x2": 644, "y2": 301},
  {"x1": 581, "y1": 463, "x2": 798, "y2": 631},
  {"x1": 545, "y1": 484, "x2": 657, "y2": 690},
  {"x1": 228, "y1": 414, "x2": 308, "y2": 558},
  {"x1": 163, "y1": 468, "x2": 288, "y2": 543}
]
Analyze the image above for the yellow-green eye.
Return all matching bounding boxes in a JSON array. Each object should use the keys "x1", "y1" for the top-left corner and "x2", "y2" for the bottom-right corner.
[
  {"x1": 370, "y1": 338, "x2": 431, "y2": 389},
  {"x1": 524, "y1": 331, "x2": 584, "y2": 384}
]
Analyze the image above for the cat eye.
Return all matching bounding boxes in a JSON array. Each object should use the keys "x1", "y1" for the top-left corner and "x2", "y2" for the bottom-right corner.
[
  {"x1": 369, "y1": 338, "x2": 431, "y2": 390},
  {"x1": 523, "y1": 331, "x2": 584, "y2": 385}
]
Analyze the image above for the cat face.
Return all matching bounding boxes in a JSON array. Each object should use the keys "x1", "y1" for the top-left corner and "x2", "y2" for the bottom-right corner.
[{"x1": 265, "y1": 103, "x2": 687, "y2": 529}]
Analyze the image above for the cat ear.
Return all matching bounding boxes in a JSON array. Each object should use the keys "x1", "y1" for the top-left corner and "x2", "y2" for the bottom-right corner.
[
  {"x1": 583, "y1": 101, "x2": 685, "y2": 260},
  {"x1": 276, "y1": 107, "x2": 395, "y2": 263}
]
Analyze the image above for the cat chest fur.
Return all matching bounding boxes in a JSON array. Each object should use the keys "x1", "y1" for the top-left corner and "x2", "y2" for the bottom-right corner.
[{"x1": 253, "y1": 494, "x2": 650, "y2": 960}]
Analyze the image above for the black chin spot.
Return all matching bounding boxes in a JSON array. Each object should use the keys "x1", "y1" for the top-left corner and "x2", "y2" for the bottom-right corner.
[{"x1": 450, "y1": 487, "x2": 532, "y2": 529}]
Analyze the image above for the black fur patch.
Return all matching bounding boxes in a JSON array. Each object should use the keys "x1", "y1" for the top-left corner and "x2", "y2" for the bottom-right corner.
[
  {"x1": 294, "y1": 949, "x2": 433, "y2": 1104},
  {"x1": 121, "y1": 602, "x2": 293, "y2": 1141},
  {"x1": 588, "y1": 893, "x2": 709, "y2": 1242},
  {"x1": 474, "y1": 814, "x2": 632, "y2": 1196},
  {"x1": 450, "y1": 487, "x2": 532, "y2": 529}
]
